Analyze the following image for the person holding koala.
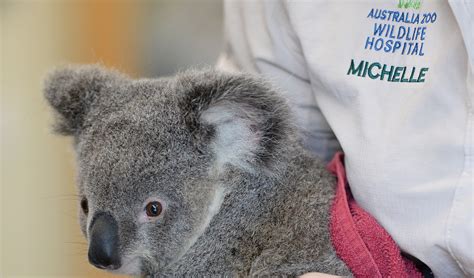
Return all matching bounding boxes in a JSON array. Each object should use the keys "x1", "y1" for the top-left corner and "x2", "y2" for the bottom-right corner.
[
  {"x1": 44, "y1": 1, "x2": 472, "y2": 277},
  {"x1": 217, "y1": 0, "x2": 473, "y2": 277}
]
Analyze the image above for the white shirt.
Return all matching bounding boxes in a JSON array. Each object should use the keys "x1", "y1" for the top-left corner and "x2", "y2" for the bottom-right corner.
[{"x1": 217, "y1": 0, "x2": 474, "y2": 276}]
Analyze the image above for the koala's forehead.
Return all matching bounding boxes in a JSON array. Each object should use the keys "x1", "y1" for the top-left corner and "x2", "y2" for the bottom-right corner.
[
  {"x1": 75, "y1": 122, "x2": 205, "y2": 204},
  {"x1": 78, "y1": 112, "x2": 196, "y2": 169}
]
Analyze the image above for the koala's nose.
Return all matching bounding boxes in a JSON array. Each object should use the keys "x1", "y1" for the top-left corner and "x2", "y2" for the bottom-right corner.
[{"x1": 88, "y1": 212, "x2": 121, "y2": 270}]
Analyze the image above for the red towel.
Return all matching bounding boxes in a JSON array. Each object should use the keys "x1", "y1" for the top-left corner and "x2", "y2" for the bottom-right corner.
[{"x1": 328, "y1": 152, "x2": 422, "y2": 278}]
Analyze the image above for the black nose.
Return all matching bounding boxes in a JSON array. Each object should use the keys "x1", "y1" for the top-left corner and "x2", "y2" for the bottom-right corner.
[{"x1": 88, "y1": 212, "x2": 121, "y2": 270}]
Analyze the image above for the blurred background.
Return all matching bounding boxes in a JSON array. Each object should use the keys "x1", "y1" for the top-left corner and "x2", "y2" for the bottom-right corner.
[{"x1": 1, "y1": 0, "x2": 223, "y2": 276}]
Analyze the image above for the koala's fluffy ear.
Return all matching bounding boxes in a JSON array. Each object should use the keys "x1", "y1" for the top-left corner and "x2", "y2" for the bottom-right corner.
[
  {"x1": 181, "y1": 70, "x2": 294, "y2": 174},
  {"x1": 44, "y1": 64, "x2": 122, "y2": 135}
]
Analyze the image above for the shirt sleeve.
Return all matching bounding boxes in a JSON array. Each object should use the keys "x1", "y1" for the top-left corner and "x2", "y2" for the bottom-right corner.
[{"x1": 216, "y1": 0, "x2": 341, "y2": 162}]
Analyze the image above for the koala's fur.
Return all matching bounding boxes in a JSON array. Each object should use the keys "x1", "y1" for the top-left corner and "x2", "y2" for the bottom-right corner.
[{"x1": 45, "y1": 65, "x2": 350, "y2": 277}]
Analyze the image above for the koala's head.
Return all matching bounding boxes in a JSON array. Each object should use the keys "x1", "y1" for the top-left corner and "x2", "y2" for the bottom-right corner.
[{"x1": 44, "y1": 65, "x2": 292, "y2": 275}]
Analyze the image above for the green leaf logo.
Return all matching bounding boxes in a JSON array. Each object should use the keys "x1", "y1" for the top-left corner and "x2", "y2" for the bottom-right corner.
[{"x1": 398, "y1": 0, "x2": 422, "y2": 10}]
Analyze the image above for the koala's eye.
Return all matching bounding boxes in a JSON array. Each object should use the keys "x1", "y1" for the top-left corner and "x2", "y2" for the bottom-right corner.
[
  {"x1": 145, "y1": 201, "x2": 163, "y2": 217},
  {"x1": 80, "y1": 198, "x2": 89, "y2": 214}
]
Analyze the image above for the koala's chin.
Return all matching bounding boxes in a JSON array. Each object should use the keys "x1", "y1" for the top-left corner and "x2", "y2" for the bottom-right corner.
[{"x1": 109, "y1": 258, "x2": 142, "y2": 276}]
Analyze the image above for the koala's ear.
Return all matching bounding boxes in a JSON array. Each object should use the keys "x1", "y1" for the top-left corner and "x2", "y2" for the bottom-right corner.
[
  {"x1": 182, "y1": 70, "x2": 293, "y2": 174},
  {"x1": 44, "y1": 65, "x2": 122, "y2": 135}
]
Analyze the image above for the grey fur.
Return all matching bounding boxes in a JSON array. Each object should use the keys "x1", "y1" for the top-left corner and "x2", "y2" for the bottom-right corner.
[{"x1": 44, "y1": 65, "x2": 350, "y2": 277}]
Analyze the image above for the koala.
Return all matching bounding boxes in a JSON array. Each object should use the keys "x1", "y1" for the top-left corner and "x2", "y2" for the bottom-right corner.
[{"x1": 44, "y1": 65, "x2": 350, "y2": 277}]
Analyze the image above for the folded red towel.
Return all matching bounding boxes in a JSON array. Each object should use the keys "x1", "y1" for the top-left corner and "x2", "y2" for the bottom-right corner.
[{"x1": 328, "y1": 152, "x2": 422, "y2": 278}]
